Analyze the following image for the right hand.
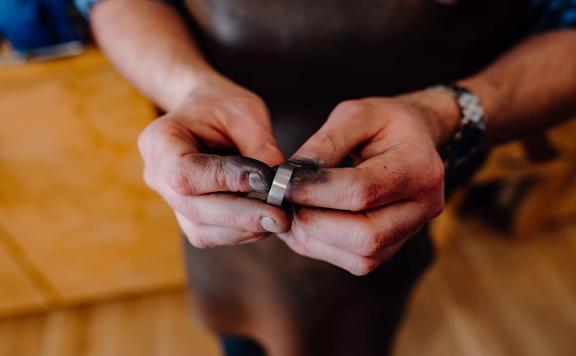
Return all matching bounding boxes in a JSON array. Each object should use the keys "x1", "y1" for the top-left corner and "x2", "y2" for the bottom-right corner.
[{"x1": 138, "y1": 76, "x2": 290, "y2": 248}]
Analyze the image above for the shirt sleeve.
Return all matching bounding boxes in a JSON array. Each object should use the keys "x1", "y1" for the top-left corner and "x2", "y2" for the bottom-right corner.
[{"x1": 531, "y1": 0, "x2": 576, "y2": 32}]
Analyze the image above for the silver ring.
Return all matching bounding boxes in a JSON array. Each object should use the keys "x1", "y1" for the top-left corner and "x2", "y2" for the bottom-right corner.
[{"x1": 266, "y1": 162, "x2": 296, "y2": 206}]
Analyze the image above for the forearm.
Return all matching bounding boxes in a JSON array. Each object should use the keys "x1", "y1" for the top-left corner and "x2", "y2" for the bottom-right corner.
[
  {"x1": 461, "y1": 29, "x2": 576, "y2": 147},
  {"x1": 91, "y1": 0, "x2": 219, "y2": 110},
  {"x1": 404, "y1": 30, "x2": 576, "y2": 150}
]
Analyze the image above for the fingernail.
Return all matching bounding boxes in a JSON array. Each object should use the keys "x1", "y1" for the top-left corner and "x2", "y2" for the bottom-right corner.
[
  {"x1": 290, "y1": 155, "x2": 325, "y2": 168},
  {"x1": 260, "y1": 216, "x2": 284, "y2": 233},
  {"x1": 249, "y1": 172, "x2": 269, "y2": 192}
]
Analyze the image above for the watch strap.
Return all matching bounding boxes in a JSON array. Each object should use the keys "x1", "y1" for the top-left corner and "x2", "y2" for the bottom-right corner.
[{"x1": 433, "y1": 84, "x2": 487, "y2": 169}]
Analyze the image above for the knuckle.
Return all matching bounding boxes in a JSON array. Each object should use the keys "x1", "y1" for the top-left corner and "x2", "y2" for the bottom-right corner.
[
  {"x1": 349, "y1": 179, "x2": 381, "y2": 211},
  {"x1": 382, "y1": 221, "x2": 412, "y2": 246},
  {"x1": 167, "y1": 161, "x2": 196, "y2": 195},
  {"x1": 213, "y1": 160, "x2": 229, "y2": 191},
  {"x1": 225, "y1": 96, "x2": 267, "y2": 121},
  {"x1": 143, "y1": 117, "x2": 176, "y2": 143},
  {"x1": 189, "y1": 234, "x2": 209, "y2": 249},
  {"x1": 206, "y1": 156, "x2": 245, "y2": 192},
  {"x1": 334, "y1": 99, "x2": 371, "y2": 119},
  {"x1": 433, "y1": 196, "x2": 446, "y2": 217},
  {"x1": 425, "y1": 196, "x2": 445, "y2": 220},
  {"x1": 137, "y1": 119, "x2": 166, "y2": 154},
  {"x1": 415, "y1": 157, "x2": 446, "y2": 221},
  {"x1": 350, "y1": 257, "x2": 378, "y2": 276},
  {"x1": 431, "y1": 162, "x2": 446, "y2": 188},
  {"x1": 191, "y1": 226, "x2": 222, "y2": 249},
  {"x1": 184, "y1": 226, "x2": 209, "y2": 249},
  {"x1": 314, "y1": 131, "x2": 342, "y2": 157},
  {"x1": 423, "y1": 156, "x2": 445, "y2": 192},
  {"x1": 241, "y1": 97, "x2": 266, "y2": 116},
  {"x1": 137, "y1": 129, "x2": 158, "y2": 164},
  {"x1": 355, "y1": 224, "x2": 381, "y2": 256},
  {"x1": 371, "y1": 219, "x2": 411, "y2": 251}
]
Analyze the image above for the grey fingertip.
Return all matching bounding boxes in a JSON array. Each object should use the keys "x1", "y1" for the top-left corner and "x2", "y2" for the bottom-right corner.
[
  {"x1": 249, "y1": 171, "x2": 269, "y2": 192},
  {"x1": 260, "y1": 216, "x2": 284, "y2": 234}
]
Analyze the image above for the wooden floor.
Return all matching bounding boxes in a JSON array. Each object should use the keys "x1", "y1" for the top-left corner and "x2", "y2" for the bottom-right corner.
[
  {"x1": 0, "y1": 49, "x2": 183, "y2": 316},
  {"x1": 0, "y1": 217, "x2": 575, "y2": 356},
  {"x1": 0, "y1": 292, "x2": 221, "y2": 356},
  {"x1": 395, "y1": 219, "x2": 576, "y2": 356}
]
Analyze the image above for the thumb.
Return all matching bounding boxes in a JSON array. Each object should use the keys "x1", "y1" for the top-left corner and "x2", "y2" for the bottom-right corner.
[
  {"x1": 291, "y1": 107, "x2": 372, "y2": 167},
  {"x1": 228, "y1": 119, "x2": 285, "y2": 166}
]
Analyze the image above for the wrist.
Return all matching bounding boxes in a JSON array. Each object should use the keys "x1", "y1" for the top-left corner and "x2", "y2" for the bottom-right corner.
[
  {"x1": 398, "y1": 88, "x2": 461, "y2": 149},
  {"x1": 163, "y1": 66, "x2": 224, "y2": 111}
]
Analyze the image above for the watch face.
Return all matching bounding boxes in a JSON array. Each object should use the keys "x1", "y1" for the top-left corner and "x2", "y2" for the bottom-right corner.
[{"x1": 458, "y1": 93, "x2": 484, "y2": 123}]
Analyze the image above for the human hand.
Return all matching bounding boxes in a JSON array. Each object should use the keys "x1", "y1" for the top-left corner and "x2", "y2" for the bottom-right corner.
[
  {"x1": 138, "y1": 76, "x2": 291, "y2": 247},
  {"x1": 279, "y1": 90, "x2": 460, "y2": 275}
]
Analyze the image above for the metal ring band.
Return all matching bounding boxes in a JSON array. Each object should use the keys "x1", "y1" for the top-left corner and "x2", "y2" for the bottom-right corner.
[{"x1": 266, "y1": 162, "x2": 296, "y2": 207}]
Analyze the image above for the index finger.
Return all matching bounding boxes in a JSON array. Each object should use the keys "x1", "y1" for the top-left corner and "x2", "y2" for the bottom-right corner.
[
  {"x1": 285, "y1": 155, "x2": 417, "y2": 211},
  {"x1": 159, "y1": 154, "x2": 276, "y2": 196},
  {"x1": 140, "y1": 119, "x2": 276, "y2": 197}
]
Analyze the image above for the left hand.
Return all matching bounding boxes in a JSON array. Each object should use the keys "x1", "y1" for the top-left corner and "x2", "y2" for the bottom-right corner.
[{"x1": 278, "y1": 90, "x2": 460, "y2": 275}]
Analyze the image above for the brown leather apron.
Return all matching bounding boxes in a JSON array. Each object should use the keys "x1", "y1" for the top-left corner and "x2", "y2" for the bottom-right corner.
[{"x1": 177, "y1": 1, "x2": 531, "y2": 355}]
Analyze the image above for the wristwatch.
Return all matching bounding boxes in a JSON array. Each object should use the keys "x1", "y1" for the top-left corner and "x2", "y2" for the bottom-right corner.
[{"x1": 433, "y1": 84, "x2": 487, "y2": 169}]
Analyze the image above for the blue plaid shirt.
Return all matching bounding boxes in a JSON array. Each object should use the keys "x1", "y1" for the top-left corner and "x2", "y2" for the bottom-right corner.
[{"x1": 531, "y1": 0, "x2": 576, "y2": 30}]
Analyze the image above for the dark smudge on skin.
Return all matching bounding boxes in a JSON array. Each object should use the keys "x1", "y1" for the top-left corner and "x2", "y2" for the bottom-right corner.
[
  {"x1": 226, "y1": 156, "x2": 276, "y2": 191},
  {"x1": 187, "y1": 154, "x2": 212, "y2": 170},
  {"x1": 187, "y1": 154, "x2": 276, "y2": 191},
  {"x1": 286, "y1": 159, "x2": 329, "y2": 187},
  {"x1": 283, "y1": 156, "x2": 359, "y2": 201}
]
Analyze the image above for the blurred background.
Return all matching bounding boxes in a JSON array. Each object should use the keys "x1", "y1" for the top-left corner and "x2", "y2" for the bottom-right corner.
[{"x1": 1, "y1": 1, "x2": 575, "y2": 356}]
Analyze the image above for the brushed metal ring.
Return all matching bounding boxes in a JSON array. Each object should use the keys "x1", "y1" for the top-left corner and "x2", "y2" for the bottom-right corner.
[{"x1": 266, "y1": 162, "x2": 296, "y2": 207}]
